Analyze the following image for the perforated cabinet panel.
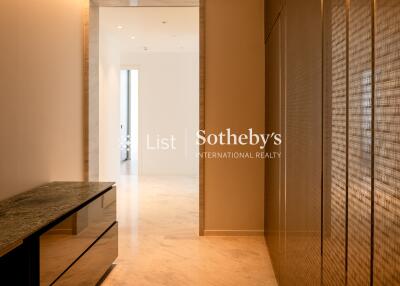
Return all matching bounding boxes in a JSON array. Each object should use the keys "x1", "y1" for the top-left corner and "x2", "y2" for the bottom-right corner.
[
  {"x1": 265, "y1": 15, "x2": 283, "y2": 282},
  {"x1": 374, "y1": 0, "x2": 400, "y2": 284},
  {"x1": 266, "y1": 0, "x2": 400, "y2": 284},
  {"x1": 347, "y1": 0, "x2": 373, "y2": 284},
  {"x1": 283, "y1": 0, "x2": 322, "y2": 284},
  {"x1": 322, "y1": 0, "x2": 347, "y2": 284}
]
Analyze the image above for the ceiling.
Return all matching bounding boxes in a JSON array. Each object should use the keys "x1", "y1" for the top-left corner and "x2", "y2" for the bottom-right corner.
[{"x1": 100, "y1": 7, "x2": 199, "y2": 53}]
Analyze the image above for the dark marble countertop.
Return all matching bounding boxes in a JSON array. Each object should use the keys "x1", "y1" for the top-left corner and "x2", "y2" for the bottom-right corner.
[{"x1": 0, "y1": 181, "x2": 114, "y2": 257}]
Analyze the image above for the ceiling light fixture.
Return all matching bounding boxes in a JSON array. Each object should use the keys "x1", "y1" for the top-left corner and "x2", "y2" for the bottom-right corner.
[
  {"x1": 130, "y1": 36, "x2": 136, "y2": 40},
  {"x1": 117, "y1": 25, "x2": 123, "y2": 29}
]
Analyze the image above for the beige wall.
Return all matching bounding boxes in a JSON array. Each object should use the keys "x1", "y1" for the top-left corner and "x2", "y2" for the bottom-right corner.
[
  {"x1": 0, "y1": 0, "x2": 85, "y2": 200},
  {"x1": 204, "y1": 0, "x2": 265, "y2": 233}
]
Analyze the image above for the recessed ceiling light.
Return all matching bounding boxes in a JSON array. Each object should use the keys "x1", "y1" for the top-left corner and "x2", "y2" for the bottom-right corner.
[
  {"x1": 130, "y1": 36, "x2": 136, "y2": 40},
  {"x1": 117, "y1": 25, "x2": 123, "y2": 29}
]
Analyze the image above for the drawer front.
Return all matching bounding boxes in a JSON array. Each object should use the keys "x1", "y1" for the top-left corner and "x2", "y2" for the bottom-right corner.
[
  {"x1": 40, "y1": 187, "x2": 116, "y2": 286},
  {"x1": 53, "y1": 223, "x2": 118, "y2": 286}
]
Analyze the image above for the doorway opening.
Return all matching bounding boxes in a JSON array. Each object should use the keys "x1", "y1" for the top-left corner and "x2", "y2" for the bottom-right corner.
[
  {"x1": 92, "y1": 7, "x2": 201, "y2": 281},
  {"x1": 97, "y1": 6, "x2": 200, "y2": 179},
  {"x1": 87, "y1": 1, "x2": 205, "y2": 236},
  {"x1": 120, "y1": 69, "x2": 139, "y2": 175}
]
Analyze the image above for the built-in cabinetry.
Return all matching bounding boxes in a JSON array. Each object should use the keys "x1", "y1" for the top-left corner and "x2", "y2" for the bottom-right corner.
[
  {"x1": 0, "y1": 182, "x2": 117, "y2": 286},
  {"x1": 323, "y1": 0, "x2": 400, "y2": 284},
  {"x1": 265, "y1": 0, "x2": 400, "y2": 285},
  {"x1": 264, "y1": 0, "x2": 322, "y2": 284}
]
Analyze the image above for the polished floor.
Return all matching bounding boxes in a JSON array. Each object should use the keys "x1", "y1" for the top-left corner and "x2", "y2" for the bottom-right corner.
[{"x1": 102, "y1": 172, "x2": 277, "y2": 286}]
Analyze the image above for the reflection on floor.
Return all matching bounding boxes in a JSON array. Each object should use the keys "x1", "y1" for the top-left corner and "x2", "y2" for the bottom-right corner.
[{"x1": 102, "y1": 175, "x2": 277, "y2": 286}]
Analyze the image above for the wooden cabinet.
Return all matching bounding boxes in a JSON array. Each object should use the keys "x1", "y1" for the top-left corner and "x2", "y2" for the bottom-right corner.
[
  {"x1": 0, "y1": 182, "x2": 117, "y2": 286},
  {"x1": 266, "y1": 0, "x2": 400, "y2": 284},
  {"x1": 264, "y1": 0, "x2": 322, "y2": 285},
  {"x1": 53, "y1": 223, "x2": 118, "y2": 286},
  {"x1": 40, "y1": 187, "x2": 117, "y2": 285}
]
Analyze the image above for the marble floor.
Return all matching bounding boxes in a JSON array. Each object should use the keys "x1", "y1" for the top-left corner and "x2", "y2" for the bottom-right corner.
[{"x1": 102, "y1": 174, "x2": 277, "y2": 286}]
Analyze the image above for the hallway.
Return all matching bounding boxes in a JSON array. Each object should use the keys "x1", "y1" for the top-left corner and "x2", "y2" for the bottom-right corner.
[{"x1": 103, "y1": 175, "x2": 277, "y2": 286}]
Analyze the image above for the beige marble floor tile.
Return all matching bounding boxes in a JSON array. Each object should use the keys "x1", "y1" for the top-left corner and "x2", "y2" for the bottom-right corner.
[{"x1": 102, "y1": 175, "x2": 277, "y2": 286}]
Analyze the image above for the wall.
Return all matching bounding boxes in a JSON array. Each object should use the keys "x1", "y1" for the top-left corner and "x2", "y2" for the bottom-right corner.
[
  {"x1": 204, "y1": 0, "x2": 265, "y2": 234},
  {"x1": 99, "y1": 9, "x2": 121, "y2": 182},
  {"x1": 0, "y1": 0, "x2": 85, "y2": 200},
  {"x1": 121, "y1": 52, "x2": 199, "y2": 176}
]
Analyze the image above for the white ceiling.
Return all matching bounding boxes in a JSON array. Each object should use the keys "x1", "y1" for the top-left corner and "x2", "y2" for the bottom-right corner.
[{"x1": 100, "y1": 7, "x2": 199, "y2": 53}]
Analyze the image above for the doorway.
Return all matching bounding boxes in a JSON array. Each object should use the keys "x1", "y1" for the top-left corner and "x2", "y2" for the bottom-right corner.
[
  {"x1": 120, "y1": 69, "x2": 139, "y2": 175},
  {"x1": 86, "y1": 0, "x2": 205, "y2": 234},
  {"x1": 90, "y1": 6, "x2": 202, "y2": 283}
]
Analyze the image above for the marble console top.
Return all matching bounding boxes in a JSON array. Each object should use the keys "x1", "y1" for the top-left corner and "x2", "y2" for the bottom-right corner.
[{"x1": 0, "y1": 182, "x2": 114, "y2": 257}]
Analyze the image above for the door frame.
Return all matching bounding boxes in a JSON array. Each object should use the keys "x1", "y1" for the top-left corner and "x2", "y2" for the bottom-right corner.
[{"x1": 83, "y1": 0, "x2": 205, "y2": 235}]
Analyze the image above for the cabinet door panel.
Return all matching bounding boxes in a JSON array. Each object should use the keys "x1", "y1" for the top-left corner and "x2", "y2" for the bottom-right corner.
[
  {"x1": 283, "y1": 0, "x2": 323, "y2": 284},
  {"x1": 53, "y1": 223, "x2": 118, "y2": 286},
  {"x1": 374, "y1": 0, "x2": 400, "y2": 284},
  {"x1": 322, "y1": 0, "x2": 347, "y2": 284},
  {"x1": 347, "y1": 0, "x2": 372, "y2": 284},
  {"x1": 40, "y1": 187, "x2": 116, "y2": 285},
  {"x1": 265, "y1": 11, "x2": 284, "y2": 282}
]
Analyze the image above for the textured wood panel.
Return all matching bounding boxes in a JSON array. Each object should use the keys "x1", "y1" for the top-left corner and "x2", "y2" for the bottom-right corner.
[
  {"x1": 347, "y1": 0, "x2": 372, "y2": 284},
  {"x1": 322, "y1": 0, "x2": 347, "y2": 284},
  {"x1": 265, "y1": 0, "x2": 323, "y2": 284},
  {"x1": 374, "y1": 0, "x2": 400, "y2": 284},
  {"x1": 283, "y1": 0, "x2": 322, "y2": 284},
  {"x1": 265, "y1": 13, "x2": 283, "y2": 282}
]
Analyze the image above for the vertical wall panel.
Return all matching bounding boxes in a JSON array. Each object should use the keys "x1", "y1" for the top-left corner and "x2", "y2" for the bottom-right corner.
[
  {"x1": 347, "y1": 0, "x2": 372, "y2": 284},
  {"x1": 374, "y1": 0, "x2": 400, "y2": 284},
  {"x1": 265, "y1": 15, "x2": 283, "y2": 282},
  {"x1": 323, "y1": 0, "x2": 347, "y2": 284},
  {"x1": 266, "y1": 0, "x2": 400, "y2": 283},
  {"x1": 283, "y1": 0, "x2": 322, "y2": 284},
  {"x1": 264, "y1": 0, "x2": 322, "y2": 284}
]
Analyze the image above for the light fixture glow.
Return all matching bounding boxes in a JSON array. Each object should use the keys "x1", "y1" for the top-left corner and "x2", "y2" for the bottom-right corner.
[
  {"x1": 130, "y1": 36, "x2": 136, "y2": 40},
  {"x1": 117, "y1": 25, "x2": 123, "y2": 29}
]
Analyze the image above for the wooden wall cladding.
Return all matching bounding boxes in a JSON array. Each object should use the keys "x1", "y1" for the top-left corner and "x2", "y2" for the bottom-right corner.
[{"x1": 266, "y1": 0, "x2": 400, "y2": 284}]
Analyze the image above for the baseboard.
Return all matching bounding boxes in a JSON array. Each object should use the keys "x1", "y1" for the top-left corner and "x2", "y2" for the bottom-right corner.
[{"x1": 203, "y1": 229, "x2": 264, "y2": 236}]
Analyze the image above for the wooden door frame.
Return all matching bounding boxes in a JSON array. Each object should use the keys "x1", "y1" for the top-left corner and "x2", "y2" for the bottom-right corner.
[{"x1": 83, "y1": 0, "x2": 205, "y2": 235}]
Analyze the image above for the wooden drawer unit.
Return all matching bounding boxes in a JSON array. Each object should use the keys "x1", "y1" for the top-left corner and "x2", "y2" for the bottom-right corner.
[
  {"x1": 53, "y1": 223, "x2": 118, "y2": 286},
  {"x1": 0, "y1": 182, "x2": 117, "y2": 286},
  {"x1": 40, "y1": 187, "x2": 116, "y2": 286}
]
